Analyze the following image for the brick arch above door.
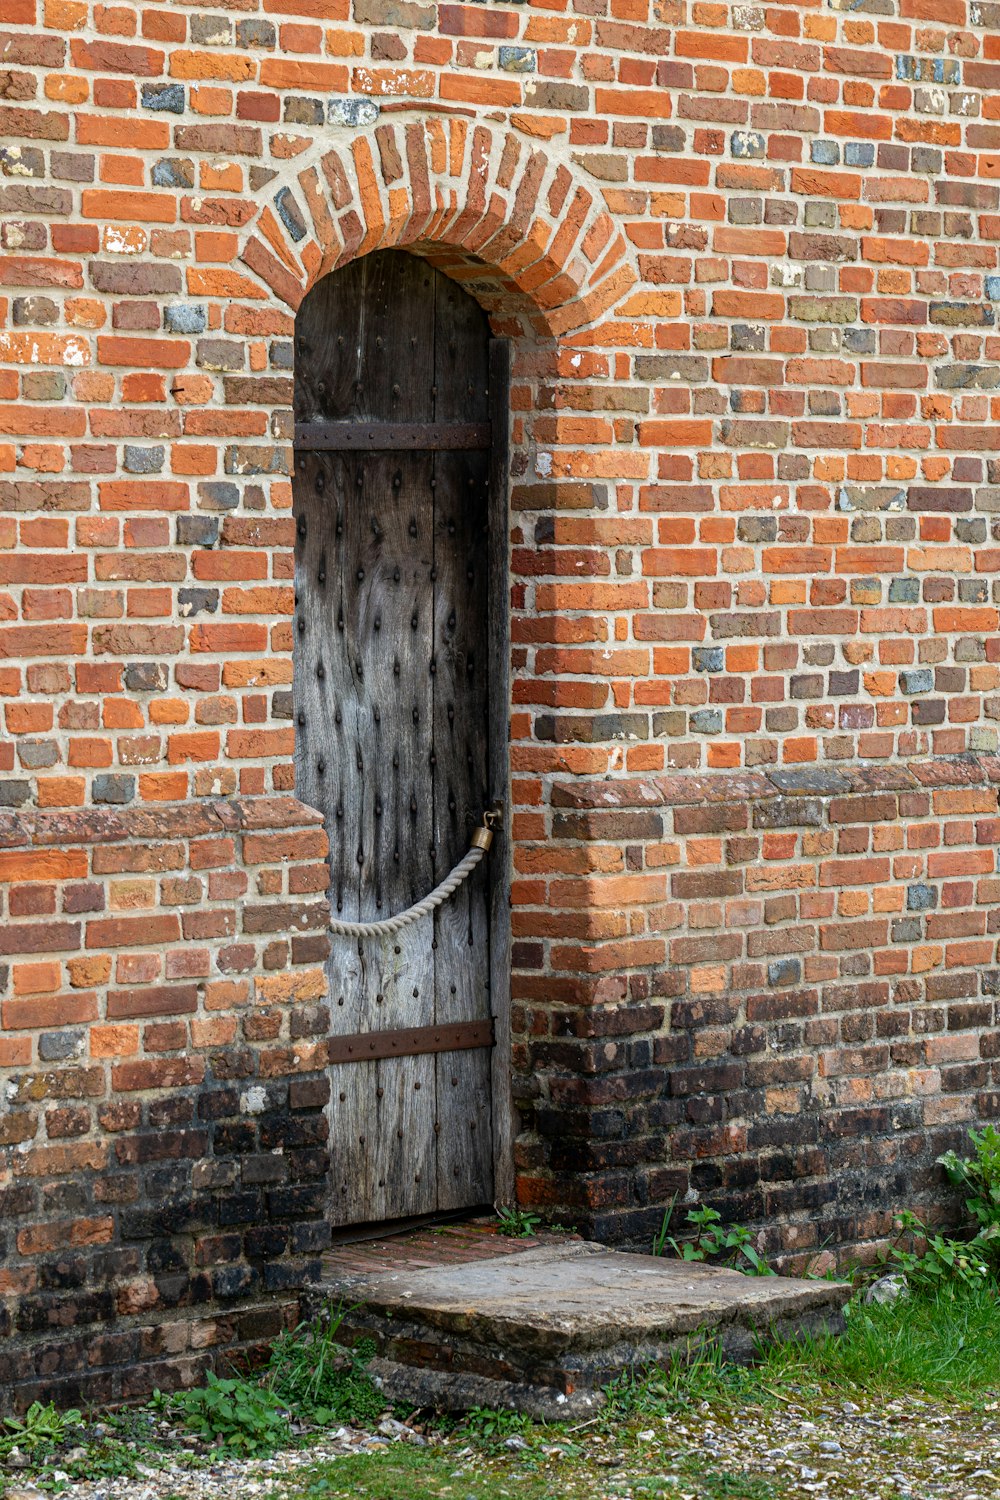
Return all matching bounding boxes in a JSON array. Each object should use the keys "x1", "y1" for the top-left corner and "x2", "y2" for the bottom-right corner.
[{"x1": 234, "y1": 119, "x2": 639, "y2": 335}]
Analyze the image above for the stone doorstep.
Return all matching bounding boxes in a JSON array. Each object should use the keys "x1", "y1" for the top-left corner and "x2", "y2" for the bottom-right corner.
[{"x1": 313, "y1": 1240, "x2": 854, "y2": 1417}]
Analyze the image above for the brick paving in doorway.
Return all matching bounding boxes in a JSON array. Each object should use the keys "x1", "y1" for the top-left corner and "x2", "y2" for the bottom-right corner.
[{"x1": 322, "y1": 1216, "x2": 574, "y2": 1280}]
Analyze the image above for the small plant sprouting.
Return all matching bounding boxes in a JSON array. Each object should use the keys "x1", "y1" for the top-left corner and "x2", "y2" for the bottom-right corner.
[
  {"x1": 495, "y1": 1205, "x2": 543, "y2": 1238},
  {"x1": 659, "y1": 1205, "x2": 775, "y2": 1278},
  {"x1": 880, "y1": 1210, "x2": 994, "y2": 1299},
  {"x1": 266, "y1": 1300, "x2": 384, "y2": 1428},
  {"x1": 864, "y1": 1126, "x2": 1000, "y2": 1298},
  {"x1": 157, "y1": 1299, "x2": 386, "y2": 1456},
  {"x1": 937, "y1": 1125, "x2": 1000, "y2": 1239},
  {"x1": 1, "y1": 1401, "x2": 83, "y2": 1457},
  {"x1": 165, "y1": 1371, "x2": 292, "y2": 1456},
  {"x1": 651, "y1": 1194, "x2": 677, "y2": 1257},
  {"x1": 0, "y1": 1403, "x2": 165, "y2": 1488},
  {"x1": 464, "y1": 1405, "x2": 536, "y2": 1443}
]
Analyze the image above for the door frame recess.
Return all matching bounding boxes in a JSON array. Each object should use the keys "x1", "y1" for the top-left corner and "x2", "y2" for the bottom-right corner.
[{"x1": 487, "y1": 335, "x2": 515, "y2": 1208}]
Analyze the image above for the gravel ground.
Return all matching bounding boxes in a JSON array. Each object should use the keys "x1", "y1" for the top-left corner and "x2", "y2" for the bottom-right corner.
[
  {"x1": 6, "y1": 1393, "x2": 1000, "y2": 1500},
  {"x1": 669, "y1": 1393, "x2": 1000, "y2": 1498},
  {"x1": 2, "y1": 1419, "x2": 416, "y2": 1500}
]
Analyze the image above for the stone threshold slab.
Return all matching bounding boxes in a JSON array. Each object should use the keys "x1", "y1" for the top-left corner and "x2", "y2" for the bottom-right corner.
[{"x1": 317, "y1": 1240, "x2": 853, "y2": 1417}]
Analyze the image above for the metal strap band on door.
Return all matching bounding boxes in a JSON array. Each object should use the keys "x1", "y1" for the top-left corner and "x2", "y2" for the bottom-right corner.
[
  {"x1": 328, "y1": 806, "x2": 501, "y2": 940},
  {"x1": 295, "y1": 420, "x2": 491, "y2": 452},
  {"x1": 328, "y1": 1018, "x2": 494, "y2": 1064}
]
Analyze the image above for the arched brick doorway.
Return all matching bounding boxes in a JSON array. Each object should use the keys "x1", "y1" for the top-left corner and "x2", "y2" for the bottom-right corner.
[{"x1": 236, "y1": 121, "x2": 640, "y2": 1228}]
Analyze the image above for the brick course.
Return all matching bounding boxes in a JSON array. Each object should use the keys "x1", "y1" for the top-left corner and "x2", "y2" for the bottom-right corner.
[{"x1": 2, "y1": 0, "x2": 1000, "y2": 1406}]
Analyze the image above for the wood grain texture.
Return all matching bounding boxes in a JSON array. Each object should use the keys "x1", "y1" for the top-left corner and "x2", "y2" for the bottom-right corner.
[
  {"x1": 328, "y1": 1019, "x2": 494, "y2": 1063},
  {"x1": 433, "y1": 441, "x2": 492, "y2": 1208},
  {"x1": 293, "y1": 250, "x2": 500, "y2": 1226},
  {"x1": 294, "y1": 252, "x2": 434, "y2": 426},
  {"x1": 430, "y1": 278, "x2": 493, "y2": 1208}
]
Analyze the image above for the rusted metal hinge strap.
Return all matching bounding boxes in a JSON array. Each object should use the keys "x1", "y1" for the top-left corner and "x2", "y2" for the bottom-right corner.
[
  {"x1": 328, "y1": 1017, "x2": 495, "y2": 1065},
  {"x1": 295, "y1": 421, "x2": 491, "y2": 452}
]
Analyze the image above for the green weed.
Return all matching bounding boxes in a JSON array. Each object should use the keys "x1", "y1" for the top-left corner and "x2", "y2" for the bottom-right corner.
[
  {"x1": 938, "y1": 1124, "x2": 1000, "y2": 1243},
  {"x1": 0, "y1": 1404, "x2": 176, "y2": 1492},
  {"x1": 153, "y1": 1301, "x2": 385, "y2": 1457},
  {"x1": 165, "y1": 1371, "x2": 292, "y2": 1456},
  {"x1": 462, "y1": 1405, "x2": 537, "y2": 1445},
  {"x1": 602, "y1": 1340, "x2": 765, "y2": 1419},
  {"x1": 495, "y1": 1205, "x2": 542, "y2": 1238},
  {"x1": 266, "y1": 1302, "x2": 384, "y2": 1427},
  {"x1": 662, "y1": 1205, "x2": 775, "y2": 1277},
  {"x1": 853, "y1": 1126, "x2": 1000, "y2": 1298},
  {"x1": 0, "y1": 1403, "x2": 82, "y2": 1459},
  {"x1": 880, "y1": 1209, "x2": 995, "y2": 1297},
  {"x1": 651, "y1": 1194, "x2": 677, "y2": 1257}
]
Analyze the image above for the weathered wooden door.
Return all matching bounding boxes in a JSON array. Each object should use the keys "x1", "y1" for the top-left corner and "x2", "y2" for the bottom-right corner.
[{"x1": 292, "y1": 251, "x2": 505, "y2": 1227}]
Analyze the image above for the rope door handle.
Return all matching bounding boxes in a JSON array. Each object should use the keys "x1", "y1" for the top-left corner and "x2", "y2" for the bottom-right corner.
[{"x1": 328, "y1": 805, "x2": 501, "y2": 940}]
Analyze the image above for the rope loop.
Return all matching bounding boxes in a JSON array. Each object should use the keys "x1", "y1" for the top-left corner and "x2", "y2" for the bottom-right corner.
[{"x1": 328, "y1": 808, "x2": 499, "y2": 940}]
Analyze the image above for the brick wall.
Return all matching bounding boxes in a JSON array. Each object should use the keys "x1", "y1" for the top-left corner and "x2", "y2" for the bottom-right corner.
[
  {"x1": 2, "y1": 0, "x2": 1000, "y2": 1404},
  {"x1": 0, "y1": 797, "x2": 331, "y2": 1407},
  {"x1": 514, "y1": 757, "x2": 1000, "y2": 1254}
]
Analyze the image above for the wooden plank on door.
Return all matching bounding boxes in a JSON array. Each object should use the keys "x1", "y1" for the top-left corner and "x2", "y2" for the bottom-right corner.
[
  {"x1": 297, "y1": 449, "x2": 439, "y2": 1225},
  {"x1": 432, "y1": 445, "x2": 494, "y2": 1211},
  {"x1": 294, "y1": 252, "x2": 435, "y2": 426},
  {"x1": 355, "y1": 448, "x2": 437, "y2": 1223},
  {"x1": 431, "y1": 272, "x2": 494, "y2": 1210}
]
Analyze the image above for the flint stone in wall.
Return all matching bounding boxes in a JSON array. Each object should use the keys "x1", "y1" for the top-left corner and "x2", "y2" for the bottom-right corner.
[
  {"x1": 12, "y1": 295, "x2": 58, "y2": 325},
  {"x1": 152, "y1": 158, "x2": 195, "y2": 188},
  {"x1": 236, "y1": 19, "x2": 275, "y2": 48},
  {"x1": 93, "y1": 774, "x2": 136, "y2": 804},
  {"x1": 142, "y1": 82, "x2": 184, "y2": 113},
  {"x1": 165, "y1": 305, "x2": 207, "y2": 334},
  {"x1": 838, "y1": 485, "x2": 907, "y2": 512},
  {"x1": 190, "y1": 15, "x2": 233, "y2": 45}
]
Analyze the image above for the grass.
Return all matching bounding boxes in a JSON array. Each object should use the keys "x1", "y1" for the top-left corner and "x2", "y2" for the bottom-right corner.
[
  {"x1": 761, "y1": 1282, "x2": 1000, "y2": 1402},
  {"x1": 598, "y1": 1282, "x2": 1000, "y2": 1416},
  {"x1": 282, "y1": 1443, "x2": 785, "y2": 1500},
  {"x1": 286, "y1": 1446, "x2": 576, "y2": 1500},
  {"x1": 265, "y1": 1304, "x2": 385, "y2": 1427}
]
